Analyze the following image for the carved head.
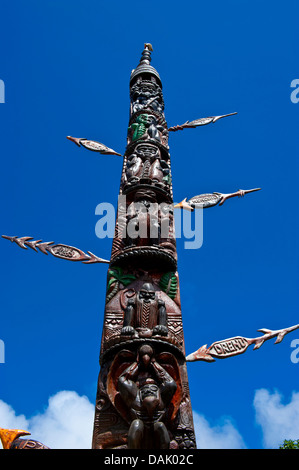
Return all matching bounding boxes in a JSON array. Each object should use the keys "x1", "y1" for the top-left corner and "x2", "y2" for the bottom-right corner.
[
  {"x1": 140, "y1": 383, "x2": 159, "y2": 401},
  {"x1": 136, "y1": 114, "x2": 154, "y2": 125},
  {"x1": 133, "y1": 189, "x2": 157, "y2": 204},
  {"x1": 138, "y1": 344, "x2": 154, "y2": 366},
  {"x1": 136, "y1": 143, "x2": 159, "y2": 159},
  {"x1": 138, "y1": 282, "x2": 156, "y2": 302},
  {"x1": 131, "y1": 81, "x2": 160, "y2": 100}
]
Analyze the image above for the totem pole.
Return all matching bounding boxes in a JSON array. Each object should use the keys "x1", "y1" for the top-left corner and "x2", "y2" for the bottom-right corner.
[
  {"x1": 91, "y1": 44, "x2": 196, "y2": 450},
  {"x1": 2, "y1": 44, "x2": 298, "y2": 451}
]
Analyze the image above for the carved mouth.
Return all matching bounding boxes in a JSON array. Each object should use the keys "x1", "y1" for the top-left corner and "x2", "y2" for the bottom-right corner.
[{"x1": 142, "y1": 391, "x2": 155, "y2": 398}]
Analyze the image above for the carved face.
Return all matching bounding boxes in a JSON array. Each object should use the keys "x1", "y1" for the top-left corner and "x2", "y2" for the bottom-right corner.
[
  {"x1": 140, "y1": 384, "x2": 159, "y2": 400},
  {"x1": 139, "y1": 283, "x2": 156, "y2": 302},
  {"x1": 136, "y1": 144, "x2": 159, "y2": 160},
  {"x1": 131, "y1": 82, "x2": 159, "y2": 100},
  {"x1": 136, "y1": 114, "x2": 154, "y2": 125}
]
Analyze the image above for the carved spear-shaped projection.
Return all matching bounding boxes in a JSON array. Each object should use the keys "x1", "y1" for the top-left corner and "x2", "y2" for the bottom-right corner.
[
  {"x1": 186, "y1": 324, "x2": 299, "y2": 363},
  {"x1": 168, "y1": 112, "x2": 237, "y2": 132},
  {"x1": 67, "y1": 136, "x2": 122, "y2": 156},
  {"x1": 2, "y1": 235, "x2": 109, "y2": 264},
  {"x1": 174, "y1": 188, "x2": 261, "y2": 211}
]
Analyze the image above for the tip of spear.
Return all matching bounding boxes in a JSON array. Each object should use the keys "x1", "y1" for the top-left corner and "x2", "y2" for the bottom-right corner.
[
  {"x1": 244, "y1": 188, "x2": 262, "y2": 194},
  {"x1": 66, "y1": 136, "x2": 82, "y2": 147},
  {"x1": 213, "y1": 112, "x2": 238, "y2": 123},
  {"x1": 2, "y1": 235, "x2": 17, "y2": 242}
]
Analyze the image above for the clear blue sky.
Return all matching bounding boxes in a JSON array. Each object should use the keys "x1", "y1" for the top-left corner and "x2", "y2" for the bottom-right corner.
[{"x1": 0, "y1": 0, "x2": 298, "y2": 449}]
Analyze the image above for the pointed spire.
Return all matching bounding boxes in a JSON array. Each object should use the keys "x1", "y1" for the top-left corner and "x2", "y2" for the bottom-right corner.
[
  {"x1": 130, "y1": 43, "x2": 162, "y2": 86},
  {"x1": 139, "y1": 43, "x2": 153, "y2": 65}
]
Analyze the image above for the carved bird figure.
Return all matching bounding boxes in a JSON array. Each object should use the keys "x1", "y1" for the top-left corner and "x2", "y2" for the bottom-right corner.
[
  {"x1": 174, "y1": 188, "x2": 261, "y2": 211},
  {"x1": 0, "y1": 428, "x2": 50, "y2": 449},
  {"x1": 144, "y1": 43, "x2": 153, "y2": 51}
]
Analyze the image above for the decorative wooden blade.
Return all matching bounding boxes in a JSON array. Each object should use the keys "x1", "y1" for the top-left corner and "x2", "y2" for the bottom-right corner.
[
  {"x1": 67, "y1": 136, "x2": 122, "y2": 156},
  {"x1": 2, "y1": 235, "x2": 109, "y2": 265},
  {"x1": 174, "y1": 188, "x2": 261, "y2": 211},
  {"x1": 168, "y1": 112, "x2": 237, "y2": 132},
  {"x1": 186, "y1": 323, "x2": 299, "y2": 362},
  {"x1": 82, "y1": 251, "x2": 109, "y2": 264}
]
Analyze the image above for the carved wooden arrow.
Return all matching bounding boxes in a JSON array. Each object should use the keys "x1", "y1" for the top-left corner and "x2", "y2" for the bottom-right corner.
[
  {"x1": 168, "y1": 112, "x2": 237, "y2": 132},
  {"x1": 174, "y1": 188, "x2": 261, "y2": 211},
  {"x1": 67, "y1": 136, "x2": 122, "y2": 156},
  {"x1": 2, "y1": 235, "x2": 109, "y2": 265},
  {"x1": 186, "y1": 324, "x2": 299, "y2": 362}
]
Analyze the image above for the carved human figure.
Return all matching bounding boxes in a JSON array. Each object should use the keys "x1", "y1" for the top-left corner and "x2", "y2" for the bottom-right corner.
[
  {"x1": 125, "y1": 152, "x2": 143, "y2": 184},
  {"x1": 125, "y1": 194, "x2": 160, "y2": 248},
  {"x1": 123, "y1": 144, "x2": 170, "y2": 189},
  {"x1": 128, "y1": 114, "x2": 166, "y2": 144},
  {"x1": 117, "y1": 345, "x2": 177, "y2": 449},
  {"x1": 130, "y1": 81, "x2": 164, "y2": 114},
  {"x1": 121, "y1": 282, "x2": 168, "y2": 337},
  {"x1": 126, "y1": 144, "x2": 159, "y2": 182}
]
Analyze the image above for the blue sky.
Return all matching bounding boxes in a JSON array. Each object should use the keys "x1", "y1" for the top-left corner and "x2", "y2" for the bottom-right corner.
[{"x1": 0, "y1": 0, "x2": 298, "y2": 449}]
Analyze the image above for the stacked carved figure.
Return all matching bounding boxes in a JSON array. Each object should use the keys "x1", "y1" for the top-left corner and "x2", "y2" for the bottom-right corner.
[{"x1": 92, "y1": 45, "x2": 196, "y2": 450}]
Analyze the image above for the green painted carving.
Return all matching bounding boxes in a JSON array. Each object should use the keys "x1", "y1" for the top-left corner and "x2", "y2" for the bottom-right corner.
[
  {"x1": 159, "y1": 272, "x2": 178, "y2": 300},
  {"x1": 163, "y1": 173, "x2": 172, "y2": 185},
  {"x1": 106, "y1": 267, "x2": 136, "y2": 303},
  {"x1": 129, "y1": 114, "x2": 149, "y2": 141}
]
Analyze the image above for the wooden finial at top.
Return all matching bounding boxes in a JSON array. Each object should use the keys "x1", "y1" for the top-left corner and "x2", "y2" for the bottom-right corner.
[{"x1": 144, "y1": 43, "x2": 153, "y2": 51}]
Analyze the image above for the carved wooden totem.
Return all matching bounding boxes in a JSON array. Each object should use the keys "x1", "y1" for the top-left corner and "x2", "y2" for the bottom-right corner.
[{"x1": 92, "y1": 45, "x2": 196, "y2": 450}]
